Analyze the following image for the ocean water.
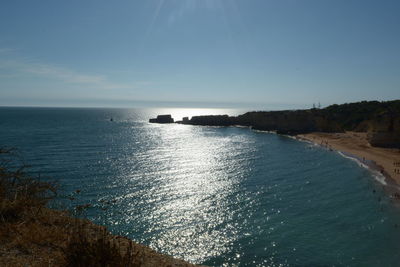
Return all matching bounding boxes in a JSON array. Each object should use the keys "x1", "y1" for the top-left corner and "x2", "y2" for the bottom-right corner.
[{"x1": 1, "y1": 107, "x2": 400, "y2": 267}]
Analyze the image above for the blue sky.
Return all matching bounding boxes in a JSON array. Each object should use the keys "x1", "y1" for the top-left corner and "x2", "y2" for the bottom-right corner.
[{"x1": 0, "y1": 0, "x2": 399, "y2": 109}]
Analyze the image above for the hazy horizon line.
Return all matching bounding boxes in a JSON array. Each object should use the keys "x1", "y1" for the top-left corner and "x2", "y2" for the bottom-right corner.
[
  {"x1": 1, "y1": 98, "x2": 398, "y2": 111},
  {"x1": 0, "y1": 99, "x2": 311, "y2": 110}
]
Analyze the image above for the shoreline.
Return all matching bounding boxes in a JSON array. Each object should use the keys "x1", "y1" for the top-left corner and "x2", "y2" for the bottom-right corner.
[
  {"x1": 296, "y1": 132, "x2": 400, "y2": 194},
  {"x1": 189, "y1": 124, "x2": 400, "y2": 188}
]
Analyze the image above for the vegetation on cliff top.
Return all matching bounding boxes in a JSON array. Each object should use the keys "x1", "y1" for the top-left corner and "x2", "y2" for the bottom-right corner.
[
  {"x1": 238, "y1": 100, "x2": 400, "y2": 133},
  {"x1": 183, "y1": 100, "x2": 400, "y2": 140},
  {"x1": 315, "y1": 100, "x2": 400, "y2": 131}
]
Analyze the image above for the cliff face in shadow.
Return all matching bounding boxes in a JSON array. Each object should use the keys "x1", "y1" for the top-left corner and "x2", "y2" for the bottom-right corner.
[
  {"x1": 178, "y1": 100, "x2": 400, "y2": 148},
  {"x1": 367, "y1": 109, "x2": 400, "y2": 148},
  {"x1": 184, "y1": 110, "x2": 341, "y2": 134},
  {"x1": 236, "y1": 110, "x2": 341, "y2": 134},
  {"x1": 189, "y1": 115, "x2": 236, "y2": 126}
]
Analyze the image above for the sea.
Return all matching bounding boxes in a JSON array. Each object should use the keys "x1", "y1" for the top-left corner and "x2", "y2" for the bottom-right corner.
[{"x1": 1, "y1": 107, "x2": 400, "y2": 267}]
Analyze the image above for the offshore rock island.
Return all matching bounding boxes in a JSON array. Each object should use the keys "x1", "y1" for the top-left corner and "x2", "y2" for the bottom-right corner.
[{"x1": 149, "y1": 114, "x2": 174, "y2": 123}]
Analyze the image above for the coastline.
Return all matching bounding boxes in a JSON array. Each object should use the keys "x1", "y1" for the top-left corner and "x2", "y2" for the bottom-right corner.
[{"x1": 296, "y1": 132, "x2": 400, "y2": 189}]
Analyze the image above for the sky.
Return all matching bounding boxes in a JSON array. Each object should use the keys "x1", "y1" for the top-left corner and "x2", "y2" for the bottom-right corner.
[{"x1": 0, "y1": 0, "x2": 399, "y2": 109}]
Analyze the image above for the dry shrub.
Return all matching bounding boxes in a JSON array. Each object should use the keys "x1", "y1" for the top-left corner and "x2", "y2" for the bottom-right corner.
[
  {"x1": 0, "y1": 148, "x2": 197, "y2": 267},
  {"x1": 0, "y1": 148, "x2": 141, "y2": 266},
  {"x1": 0, "y1": 148, "x2": 56, "y2": 223},
  {"x1": 63, "y1": 221, "x2": 139, "y2": 267}
]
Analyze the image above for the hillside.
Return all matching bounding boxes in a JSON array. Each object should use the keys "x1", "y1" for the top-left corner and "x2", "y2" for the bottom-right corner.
[
  {"x1": 178, "y1": 100, "x2": 400, "y2": 148},
  {"x1": 0, "y1": 149, "x2": 203, "y2": 267}
]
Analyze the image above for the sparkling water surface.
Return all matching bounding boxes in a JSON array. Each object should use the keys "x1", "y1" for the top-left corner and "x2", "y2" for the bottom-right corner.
[{"x1": 1, "y1": 107, "x2": 400, "y2": 267}]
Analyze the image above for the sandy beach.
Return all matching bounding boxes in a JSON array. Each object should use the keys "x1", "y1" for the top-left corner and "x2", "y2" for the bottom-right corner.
[{"x1": 297, "y1": 132, "x2": 400, "y2": 186}]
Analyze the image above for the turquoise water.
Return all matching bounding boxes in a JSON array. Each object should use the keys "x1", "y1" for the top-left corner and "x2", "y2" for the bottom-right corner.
[{"x1": 1, "y1": 107, "x2": 400, "y2": 266}]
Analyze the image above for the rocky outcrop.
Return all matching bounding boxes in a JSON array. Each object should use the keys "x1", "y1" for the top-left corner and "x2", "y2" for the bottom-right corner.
[
  {"x1": 367, "y1": 110, "x2": 400, "y2": 148},
  {"x1": 148, "y1": 101, "x2": 399, "y2": 147},
  {"x1": 182, "y1": 115, "x2": 235, "y2": 126},
  {"x1": 149, "y1": 115, "x2": 174, "y2": 123},
  {"x1": 182, "y1": 117, "x2": 189, "y2": 123},
  {"x1": 368, "y1": 131, "x2": 400, "y2": 148},
  {"x1": 171, "y1": 100, "x2": 400, "y2": 148},
  {"x1": 236, "y1": 110, "x2": 331, "y2": 134},
  {"x1": 176, "y1": 111, "x2": 341, "y2": 135}
]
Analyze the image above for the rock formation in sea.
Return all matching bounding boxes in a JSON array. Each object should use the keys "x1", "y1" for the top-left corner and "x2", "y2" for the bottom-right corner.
[{"x1": 149, "y1": 114, "x2": 174, "y2": 123}]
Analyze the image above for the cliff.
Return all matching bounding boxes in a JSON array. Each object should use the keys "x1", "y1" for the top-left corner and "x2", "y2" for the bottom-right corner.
[
  {"x1": 236, "y1": 110, "x2": 341, "y2": 134},
  {"x1": 367, "y1": 109, "x2": 400, "y2": 148},
  {"x1": 189, "y1": 115, "x2": 235, "y2": 126},
  {"x1": 176, "y1": 100, "x2": 400, "y2": 148}
]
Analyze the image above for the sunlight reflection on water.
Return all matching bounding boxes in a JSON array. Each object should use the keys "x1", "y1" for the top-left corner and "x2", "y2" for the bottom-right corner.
[{"x1": 125, "y1": 123, "x2": 256, "y2": 262}]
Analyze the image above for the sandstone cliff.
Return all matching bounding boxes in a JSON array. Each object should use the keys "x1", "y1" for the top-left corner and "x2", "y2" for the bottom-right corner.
[{"x1": 176, "y1": 100, "x2": 400, "y2": 148}]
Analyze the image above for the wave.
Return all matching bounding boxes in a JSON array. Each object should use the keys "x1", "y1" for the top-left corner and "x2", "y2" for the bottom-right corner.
[{"x1": 336, "y1": 151, "x2": 387, "y2": 185}]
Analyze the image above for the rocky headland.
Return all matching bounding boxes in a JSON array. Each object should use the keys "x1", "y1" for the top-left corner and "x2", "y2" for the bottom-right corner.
[
  {"x1": 152, "y1": 100, "x2": 400, "y2": 185},
  {"x1": 173, "y1": 100, "x2": 400, "y2": 148}
]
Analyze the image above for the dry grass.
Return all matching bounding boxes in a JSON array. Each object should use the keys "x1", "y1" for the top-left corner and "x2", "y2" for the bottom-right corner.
[
  {"x1": 0, "y1": 148, "x2": 56, "y2": 222},
  {"x1": 0, "y1": 148, "x2": 202, "y2": 267},
  {"x1": 63, "y1": 222, "x2": 139, "y2": 267}
]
